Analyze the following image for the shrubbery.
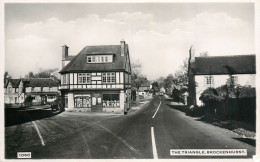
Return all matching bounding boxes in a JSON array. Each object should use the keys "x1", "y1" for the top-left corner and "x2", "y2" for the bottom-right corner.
[{"x1": 199, "y1": 85, "x2": 256, "y2": 123}]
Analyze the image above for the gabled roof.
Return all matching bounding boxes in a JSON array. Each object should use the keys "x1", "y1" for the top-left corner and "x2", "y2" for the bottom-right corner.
[
  {"x1": 60, "y1": 45, "x2": 129, "y2": 73},
  {"x1": 7, "y1": 79, "x2": 21, "y2": 88},
  {"x1": 22, "y1": 78, "x2": 60, "y2": 87},
  {"x1": 190, "y1": 55, "x2": 255, "y2": 75}
]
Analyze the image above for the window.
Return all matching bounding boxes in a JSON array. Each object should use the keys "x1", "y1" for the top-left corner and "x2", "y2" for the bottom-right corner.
[
  {"x1": 63, "y1": 75, "x2": 66, "y2": 84},
  {"x1": 92, "y1": 56, "x2": 96, "y2": 62},
  {"x1": 41, "y1": 87, "x2": 43, "y2": 92},
  {"x1": 231, "y1": 75, "x2": 238, "y2": 85},
  {"x1": 74, "y1": 95, "x2": 91, "y2": 108},
  {"x1": 32, "y1": 87, "x2": 35, "y2": 92},
  {"x1": 205, "y1": 76, "x2": 214, "y2": 86},
  {"x1": 8, "y1": 87, "x2": 12, "y2": 93},
  {"x1": 86, "y1": 55, "x2": 112, "y2": 63},
  {"x1": 15, "y1": 88, "x2": 18, "y2": 93},
  {"x1": 78, "y1": 73, "x2": 91, "y2": 84},
  {"x1": 102, "y1": 73, "x2": 115, "y2": 83},
  {"x1": 49, "y1": 87, "x2": 53, "y2": 92},
  {"x1": 15, "y1": 97, "x2": 18, "y2": 103},
  {"x1": 103, "y1": 94, "x2": 120, "y2": 107},
  {"x1": 87, "y1": 57, "x2": 91, "y2": 63}
]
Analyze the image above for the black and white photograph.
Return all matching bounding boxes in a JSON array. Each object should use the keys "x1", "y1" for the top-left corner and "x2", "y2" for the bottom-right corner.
[{"x1": 1, "y1": 0, "x2": 259, "y2": 161}]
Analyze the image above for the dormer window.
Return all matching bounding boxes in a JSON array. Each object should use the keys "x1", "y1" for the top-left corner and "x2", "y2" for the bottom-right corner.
[{"x1": 86, "y1": 55, "x2": 113, "y2": 63}]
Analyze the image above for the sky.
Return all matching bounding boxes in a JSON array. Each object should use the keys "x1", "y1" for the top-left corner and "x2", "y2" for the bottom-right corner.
[{"x1": 5, "y1": 3, "x2": 255, "y2": 80}]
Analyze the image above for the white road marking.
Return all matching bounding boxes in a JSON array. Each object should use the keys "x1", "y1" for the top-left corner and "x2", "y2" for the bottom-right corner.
[
  {"x1": 80, "y1": 133, "x2": 91, "y2": 158},
  {"x1": 151, "y1": 127, "x2": 158, "y2": 159},
  {"x1": 32, "y1": 121, "x2": 45, "y2": 146},
  {"x1": 152, "y1": 101, "x2": 161, "y2": 118}
]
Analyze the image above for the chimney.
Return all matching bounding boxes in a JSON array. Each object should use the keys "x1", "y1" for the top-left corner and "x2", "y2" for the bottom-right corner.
[
  {"x1": 189, "y1": 45, "x2": 195, "y2": 62},
  {"x1": 62, "y1": 45, "x2": 69, "y2": 68},
  {"x1": 120, "y1": 39, "x2": 125, "y2": 56}
]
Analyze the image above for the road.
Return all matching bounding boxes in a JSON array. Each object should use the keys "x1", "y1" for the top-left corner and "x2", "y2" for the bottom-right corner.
[{"x1": 5, "y1": 95, "x2": 255, "y2": 159}]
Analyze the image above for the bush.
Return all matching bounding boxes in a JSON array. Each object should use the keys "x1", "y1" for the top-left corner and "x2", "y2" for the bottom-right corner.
[
  {"x1": 199, "y1": 85, "x2": 256, "y2": 123},
  {"x1": 199, "y1": 88, "x2": 222, "y2": 105}
]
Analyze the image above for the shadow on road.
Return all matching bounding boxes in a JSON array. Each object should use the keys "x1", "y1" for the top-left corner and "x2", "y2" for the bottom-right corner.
[
  {"x1": 166, "y1": 104, "x2": 188, "y2": 113},
  {"x1": 233, "y1": 137, "x2": 255, "y2": 147},
  {"x1": 5, "y1": 108, "x2": 62, "y2": 127},
  {"x1": 164, "y1": 98, "x2": 174, "y2": 102}
]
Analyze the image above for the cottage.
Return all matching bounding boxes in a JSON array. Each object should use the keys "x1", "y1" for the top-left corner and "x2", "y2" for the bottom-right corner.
[
  {"x1": 59, "y1": 40, "x2": 132, "y2": 114},
  {"x1": 4, "y1": 79, "x2": 25, "y2": 104},
  {"x1": 22, "y1": 78, "x2": 60, "y2": 105},
  {"x1": 138, "y1": 82, "x2": 151, "y2": 99},
  {"x1": 188, "y1": 46, "x2": 256, "y2": 106}
]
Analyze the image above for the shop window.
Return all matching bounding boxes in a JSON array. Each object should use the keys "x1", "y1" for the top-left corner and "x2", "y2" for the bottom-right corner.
[
  {"x1": 74, "y1": 95, "x2": 91, "y2": 108},
  {"x1": 48, "y1": 96, "x2": 55, "y2": 99},
  {"x1": 103, "y1": 94, "x2": 119, "y2": 107}
]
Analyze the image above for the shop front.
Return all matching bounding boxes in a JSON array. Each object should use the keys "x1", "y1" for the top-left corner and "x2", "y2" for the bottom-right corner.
[{"x1": 64, "y1": 91, "x2": 124, "y2": 112}]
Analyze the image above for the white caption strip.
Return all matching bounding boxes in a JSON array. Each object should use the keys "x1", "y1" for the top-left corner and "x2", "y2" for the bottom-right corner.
[{"x1": 32, "y1": 121, "x2": 45, "y2": 146}]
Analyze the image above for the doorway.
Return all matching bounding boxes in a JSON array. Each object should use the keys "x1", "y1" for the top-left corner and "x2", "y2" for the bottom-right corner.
[{"x1": 91, "y1": 93, "x2": 102, "y2": 112}]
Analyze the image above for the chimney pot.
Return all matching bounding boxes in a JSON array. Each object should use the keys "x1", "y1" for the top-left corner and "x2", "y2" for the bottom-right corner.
[
  {"x1": 62, "y1": 45, "x2": 69, "y2": 68},
  {"x1": 120, "y1": 40, "x2": 125, "y2": 56},
  {"x1": 189, "y1": 45, "x2": 195, "y2": 62}
]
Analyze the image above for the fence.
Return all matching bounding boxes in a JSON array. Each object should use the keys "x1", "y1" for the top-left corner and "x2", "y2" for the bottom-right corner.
[{"x1": 208, "y1": 97, "x2": 256, "y2": 124}]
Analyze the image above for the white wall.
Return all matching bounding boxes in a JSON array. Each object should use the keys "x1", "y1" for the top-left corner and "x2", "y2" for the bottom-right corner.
[{"x1": 195, "y1": 74, "x2": 256, "y2": 106}]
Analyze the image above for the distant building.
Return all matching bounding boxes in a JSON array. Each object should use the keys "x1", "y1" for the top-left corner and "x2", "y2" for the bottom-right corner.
[
  {"x1": 188, "y1": 46, "x2": 256, "y2": 106},
  {"x1": 22, "y1": 78, "x2": 60, "y2": 105},
  {"x1": 4, "y1": 77, "x2": 60, "y2": 107},
  {"x1": 59, "y1": 40, "x2": 132, "y2": 113},
  {"x1": 4, "y1": 79, "x2": 25, "y2": 104},
  {"x1": 138, "y1": 82, "x2": 151, "y2": 98}
]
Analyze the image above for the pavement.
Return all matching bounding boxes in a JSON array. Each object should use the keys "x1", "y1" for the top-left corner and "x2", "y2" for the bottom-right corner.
[{"x1": 5, "y1": 95, "x2": 255, "y2": 159}]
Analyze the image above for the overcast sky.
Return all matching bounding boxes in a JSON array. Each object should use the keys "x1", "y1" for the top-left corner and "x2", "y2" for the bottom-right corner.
[{"x1": 5, "y1": 3, "x2": 255, "y2": 80}]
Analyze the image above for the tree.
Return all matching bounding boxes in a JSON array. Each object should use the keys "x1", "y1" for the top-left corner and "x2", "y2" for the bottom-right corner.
[
  {"x1": 131, "y1": 59, "x2": 149, "y2": 91},
  {"x1": 25, "y1": 68, "x2": 60, "y2": 80},
  {"x1": 174, "y1": 58, "x2": 188, "y2": 86},
  {"x1": 199, "y1": 51, "x2": 209, "y2": 57},
  {"x1": 152, "y1": 81, "x2": 159, "y2": 94},
  {"x1": 163, "y1": 74, "x2": 175, "y2": 89},
  {"x1": 131, "y1": 74, "x2": 149, "y2": 91},
  {"x1": 4, "y1": 72, "x2": 11, "y2": 79},
  {"x1": 156, "y1": 77, "x2": 165, "y2": 89}
]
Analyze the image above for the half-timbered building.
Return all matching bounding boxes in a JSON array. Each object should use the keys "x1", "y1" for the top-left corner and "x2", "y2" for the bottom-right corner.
[{"x1": 59, "y1": 40, "x2": 131, "y2": 113}]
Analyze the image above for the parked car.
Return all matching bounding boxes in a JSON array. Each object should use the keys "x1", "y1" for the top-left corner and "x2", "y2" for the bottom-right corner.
[
  {"x1": 51, "y1": 98, "x2": 61, "y2": 111},
  {"x1": 159, "y1": 92, "x2": 164, "y2": 96}
]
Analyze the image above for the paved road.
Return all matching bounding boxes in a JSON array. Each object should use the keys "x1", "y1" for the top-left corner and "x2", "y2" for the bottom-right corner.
[{"x1": 5, "y1": 95, "x2": 255, "y2": 159}]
